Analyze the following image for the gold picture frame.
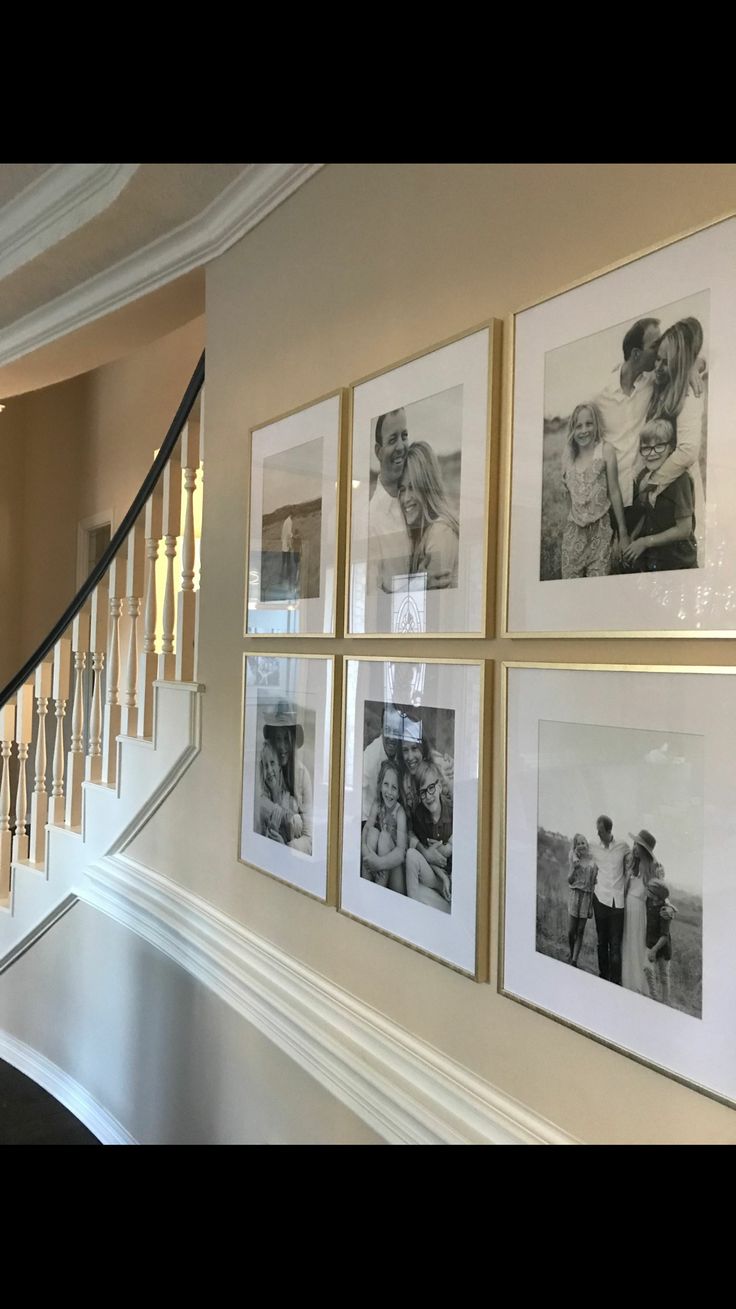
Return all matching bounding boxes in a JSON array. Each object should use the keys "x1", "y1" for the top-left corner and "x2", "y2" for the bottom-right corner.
[
  {"x1": 500, "y1": 211, "x2": 736, "y2": 639},
  {"x1": 499, "y1": 659, "x2": 736, "y2": 1109},
  {"x1": 345, "y1": 321, "x2": 501, "y2": 640},
  {"x1": 338, "y1": 654, "x2": 490, "y2": 981}
]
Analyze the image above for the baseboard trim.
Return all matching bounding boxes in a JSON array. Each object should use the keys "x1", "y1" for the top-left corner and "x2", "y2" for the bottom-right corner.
[
  {"x1": 0, "y1": 1030, "x2": 137, "y2": 1145},
  {"x1": 81, "y1": 856, "x2": 575, "y2": 1145}
]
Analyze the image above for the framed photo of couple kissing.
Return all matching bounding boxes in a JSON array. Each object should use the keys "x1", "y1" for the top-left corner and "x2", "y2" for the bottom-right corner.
[
  {"x1": 502, "y1": 661, "x2": 736, "y2": 1108},
  {"x1": 347, "y1": 323, "x2": 498, "y2": 638},
  {"x1": 504, "y1": 213, "x2": 736, "y2": 637},
  {"x1": 245, "y1": 390, "x2": 342, "y2": 637}
]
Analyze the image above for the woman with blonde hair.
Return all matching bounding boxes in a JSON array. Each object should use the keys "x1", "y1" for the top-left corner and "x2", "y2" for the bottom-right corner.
[{"x1": 398, "y1": 441, "x2": 459, "y2": 589}]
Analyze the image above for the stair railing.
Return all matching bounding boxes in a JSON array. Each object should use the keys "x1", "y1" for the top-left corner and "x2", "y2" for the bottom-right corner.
[{"x1": 0, "y1": 351, "x2": 205, "y2": 900}]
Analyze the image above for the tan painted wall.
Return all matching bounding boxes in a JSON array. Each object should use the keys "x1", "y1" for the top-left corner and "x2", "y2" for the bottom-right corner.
[
  {"x1": 12, "y1": 315, "x2": 204, "y2": 667},
  {"x1": 0, "y1": 398, "x2": 26, "y2": 687},
  {"x1": 127, "y1": 163, "x2": 736, "y2": 1143}
]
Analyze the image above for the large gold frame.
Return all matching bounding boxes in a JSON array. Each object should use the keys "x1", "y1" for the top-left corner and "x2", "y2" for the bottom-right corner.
[
  {"x1": 497, "y1": 658, "x2": 736, "y2": 1110},
  {"x1": 237, "y1": 650, "x2": 339, "y2": 905},
  {"x1": 337, "y1": 654, "x2": 491, "y2": 981},
  {"x1": 498, "y1": 209, "x2": 736, "y2": 640},
  {"x1": 244, "y1": 387, "x2": 348, "y2": 640},
  {"x1": 344, "y1": 320, "x2": 503, "y2": 641}
]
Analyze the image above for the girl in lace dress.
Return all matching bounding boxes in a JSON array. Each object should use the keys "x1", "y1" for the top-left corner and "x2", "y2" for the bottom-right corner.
[{"x1": 561, "y1": 403, "x2": 629, "y2": 578}]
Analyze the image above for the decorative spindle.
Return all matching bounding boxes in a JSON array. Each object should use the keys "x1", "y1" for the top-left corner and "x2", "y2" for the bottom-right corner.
[
  {"x1": 121, "y1": 522, "x2": 145, "y2": 737},
  {"x1": 158, "y1": 453, "x2": 181, "y2": 682},
  {"x1": 137, "y1": 486, "x2": 163, "y2": 739},
  {"x1": 161, "y1": 534, "x2": 177, "y2": 653},
  {"x1": 86, "y1": 652, "x2": 104, "y2": 779},
  {"x1": 65, "y1": 607, "x2": 90, "y2": 828},
  {"x1": 30, "y1": 661, "x2": 52, "y2": 863},
  {"x1": 0, "y1": 704, "x2": 15, "y2": 898},
  {"x1": 143, "y1": 537, "x2": 159, "y2": 654},
  {"x1": 48, "y1": 639, "x2": 71, "y2": 825},
  {"x1": 13, "y1": 683, "x2": 34, "y2": 863},
  {"x1": 175, "y1": 417, "x2": 202, "y2": 683}
]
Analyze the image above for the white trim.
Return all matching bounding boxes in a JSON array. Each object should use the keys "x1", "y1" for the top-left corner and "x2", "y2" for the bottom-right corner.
[
  {"x1": 80, "y1": 855, "x2": 576, "y2": 1146},
  {"x1": 0, "y1": 164, "x2": 139, "y2": 282},
  {"x1": 0, "y1": 1029, "x2": 137, "y2": 1145},
  {"x1": 0, "y1": 163, "x2": 323, "y2": 369}
]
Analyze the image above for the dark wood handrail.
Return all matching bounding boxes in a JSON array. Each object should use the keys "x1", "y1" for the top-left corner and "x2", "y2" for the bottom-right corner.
[{"x1": 0, "y1": 351, "x2": 205, "y2": 710}]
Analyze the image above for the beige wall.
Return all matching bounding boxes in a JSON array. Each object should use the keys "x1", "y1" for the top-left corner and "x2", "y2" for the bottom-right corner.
[
  {"x1": 0, "y1": 398, "x2": 26, "y2": 687},
  {"x1": 126, "y1": 163, "x2": 736, "y2": 1143},
  {"x1": 9, "y1": 315, "x2": 204, "y2": 667}
]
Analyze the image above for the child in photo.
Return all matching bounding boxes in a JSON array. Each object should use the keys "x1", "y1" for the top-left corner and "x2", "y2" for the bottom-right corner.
[
  {"x1": 257, "y1": 740, "x2": 304, "y2": 845},
  {"x1": 643, "y1": 878, "x2": 677, "y2": 1005},
  {"x1": 361, "y1": 758, "x2": 407, "y2": 891},
  {"x1": 566, "y1": 833, "x2": 598, "y2": 966},
  {"x1": 561, "y1": 402, "x2": 629, "y2": 578},
  {"x1": 622, "y1": 419, "x2": 698, "y2": 572},
  {"x1": 405, "y1": 760, "x2": 453, "y2": 914}
]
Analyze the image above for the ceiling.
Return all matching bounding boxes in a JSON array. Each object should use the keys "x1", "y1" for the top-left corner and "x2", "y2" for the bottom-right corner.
[{"x1": 0, "y1": 162, "x2": 322, "y2": 398}]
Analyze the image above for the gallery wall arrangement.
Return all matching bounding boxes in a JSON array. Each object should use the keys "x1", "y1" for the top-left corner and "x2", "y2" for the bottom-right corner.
[{"x1": 239, "y1": 212, "x2": 736, "y2": 1111}]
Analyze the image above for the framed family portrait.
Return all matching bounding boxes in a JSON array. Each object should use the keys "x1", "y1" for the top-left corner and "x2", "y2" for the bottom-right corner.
[
  {"x1": 340, "y1": 656, "x2": 486, "y2": 977},
  {"x1": 504, "y1": 214, "x2": 736, "y2": 636},
  {"x1": 502, "y1": 661, "x2": 736, "y2": 1106},
  {"x1": 239, "y1": 653, "x2": 334, "y2": 902},
  {"x1": 245, "y1": 391, "x2": 342, "y2": 636},
  {"x1": 347, "y1": 325, "x2": 496, "y2": 637}
]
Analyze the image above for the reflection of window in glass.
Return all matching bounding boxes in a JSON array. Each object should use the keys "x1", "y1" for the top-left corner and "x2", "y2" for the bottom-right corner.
[{"x1": 392, "y1": 573, "x2": 427, "y2": 634}]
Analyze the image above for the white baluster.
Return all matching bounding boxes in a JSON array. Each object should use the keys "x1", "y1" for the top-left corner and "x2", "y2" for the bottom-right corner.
[
  {"x1": 176, "y1": 413, "x2": 202, "y2": 683},
  {"x1": 30, "y1": 661, "x2": 52, "y2": 864},
  {"x1": 65, "y1": 606, "x2": 90, "y2": 827},
  {"x1": 158, "y1": 452, "x2": 181, "y2": 681},
  {"x1": 0, "y1": 703, "x2": 15, "y2": 899},
  {"x1": 102, "y1": 556, "x2": 123, "y2": 784},
  {"x1": 120, "y1": 521, "x2": 145, "y2": 737},
  {"x1": 86, "y1": 578, "x2": 108, "y2": 783},
  {"x1": 13, "y1": 683, "x2": 34, "y2": 863},
  {"x1": 48, "y1": 638, "x2": 71, "y2": 825},
  {"x1": 137, "y1": 483, "x2": 163, "y2": 739}
]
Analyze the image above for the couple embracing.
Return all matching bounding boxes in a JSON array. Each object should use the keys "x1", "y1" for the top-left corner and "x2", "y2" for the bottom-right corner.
[{"x1": 368, "y1": 407, "x2": 459, "y2": 595}]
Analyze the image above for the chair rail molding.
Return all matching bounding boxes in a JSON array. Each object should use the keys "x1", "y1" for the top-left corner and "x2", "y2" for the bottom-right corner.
[
  {"x1": 80, "y1": 856, "x2": 577, "y2": 1147},
  {"x1": 0, "y1": 163, "x2": 323, "y2": 369},
  {"x1": 0, "y1": 1029, "x2": 137, "y2": 1145},
  {"x1": 0, "y1": 164, "x2": 140, "y2": 283}
]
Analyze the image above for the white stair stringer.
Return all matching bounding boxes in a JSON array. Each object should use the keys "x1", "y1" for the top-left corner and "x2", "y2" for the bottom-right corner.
[{"x1": 0, "y1": 681, "x2": 202, "y2": 963}]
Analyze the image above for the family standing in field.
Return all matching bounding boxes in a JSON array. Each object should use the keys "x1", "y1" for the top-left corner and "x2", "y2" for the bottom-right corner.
[
  {"x1": 367, "y1": 407, "x2": 460, "y2": 595},
  {"x1": 558, "y1": 315, "x2": 706, "y2": 579},
  {"x1": 361, "y1": 705, "x2": 455, "y2": 913},
  {"x1": 566, "y1": 817, "x2": 676, "y2": 1005}
]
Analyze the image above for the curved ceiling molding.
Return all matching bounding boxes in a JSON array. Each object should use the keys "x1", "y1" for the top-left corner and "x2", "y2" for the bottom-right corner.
[
  {"x1": 0, "y1": 162, "x2": 323, "y2": 370},
  {"x1": 0, "y1": 163, "x2": 139, "y2": 282}
]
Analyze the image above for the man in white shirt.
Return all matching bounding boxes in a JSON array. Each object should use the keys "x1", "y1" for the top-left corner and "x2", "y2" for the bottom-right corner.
[
  {"x1": 592, "y1": 814, "x2": 630, "y2": 985},
  {"x1": 367, "y1": 408, "x2": 411, "y2": 594},
  {"x1": 594, "y1": 318, "x2": 660, "y2": 528}
]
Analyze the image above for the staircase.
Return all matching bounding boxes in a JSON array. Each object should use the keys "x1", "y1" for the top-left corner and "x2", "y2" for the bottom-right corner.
[{"x1": 0, "y1": 356, "x2": 205, "y2": 968}]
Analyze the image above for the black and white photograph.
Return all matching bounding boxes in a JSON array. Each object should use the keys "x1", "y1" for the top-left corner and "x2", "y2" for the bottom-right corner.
[
  {"x1": 254, "y1": 698, "x2": 316, "y2": 856},
  {"x1": 341, "y1": 658, "x2": 482, "y2": 975},
  {"x1": 246, "y1": 392, "x2": 340, "y2": 636},
  {"x1": 349, "y1": 327, "x2": 492, "y2": 637},
  {"x1": 361, "y1": 697, "x2": 455, "y2": 914},
  {"x1": 506, "y1": 215, "x2": 736, "y2": 635},
  {"x1": 536, "y1": 718, "x2": 703, "y2": 1018},
  {"x1": 240, "y1": 654, "x2": 333, "y2": 901},
  {"x1": 540, "y1": 292, "x2": 709, "y2": 583},
  {"x1": 503, "y1": 661, "x2": 736, "y2": 1106},
  {"x1": 260, "y1": 437, "x2": 322, "y2": 603}
]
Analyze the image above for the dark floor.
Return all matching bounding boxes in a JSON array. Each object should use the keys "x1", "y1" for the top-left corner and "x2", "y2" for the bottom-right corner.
[{"x1": 0, "y1": 1058, "x2": 100, "y2": 1145}]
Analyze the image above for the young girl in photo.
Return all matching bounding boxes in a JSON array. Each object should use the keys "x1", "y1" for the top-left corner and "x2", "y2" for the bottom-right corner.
[
  {"x1": 567, "y1": 833, "x2": 598, "y2": 965},
  {"x1": 561, "y1": 403, "x2": 629, "y2": 578},
  {"x1": 622, "y1": 419, "x2": 698, "y2": 572},
  {"x1": 362, "y1": 759, "x2": 408, "y2": 892},
  {"x1": 257, "y1": 740, "x2": 304, "y2": 846}
]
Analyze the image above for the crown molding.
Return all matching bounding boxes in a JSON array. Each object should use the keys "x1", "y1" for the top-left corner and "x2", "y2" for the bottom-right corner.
[
  {"x1": 0, "y1": 162, "x2": 324, "y2": 370},
  {"x1": 81, "y1": 854, "x2": 576, "y2": 1146},
  {"x1": 0, "y1": 163, "x2": 139, "y2": 282},
  {"x1": 0, "y1": 1029, "x2": 137, "y2": 1145}
]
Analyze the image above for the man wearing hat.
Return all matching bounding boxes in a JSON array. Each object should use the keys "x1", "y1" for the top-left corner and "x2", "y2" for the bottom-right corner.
[{"x1": 592, "y1": 814, "x2": 630, "y2": 985}]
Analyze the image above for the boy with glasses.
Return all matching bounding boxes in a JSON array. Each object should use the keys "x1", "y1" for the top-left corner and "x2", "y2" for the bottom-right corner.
[
  {"x1": 405, "y1": 761, "x2": 453, "y2": 914},
  {"x1": 622, "y1": 418, "x2": 698, "y2": 573}
]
